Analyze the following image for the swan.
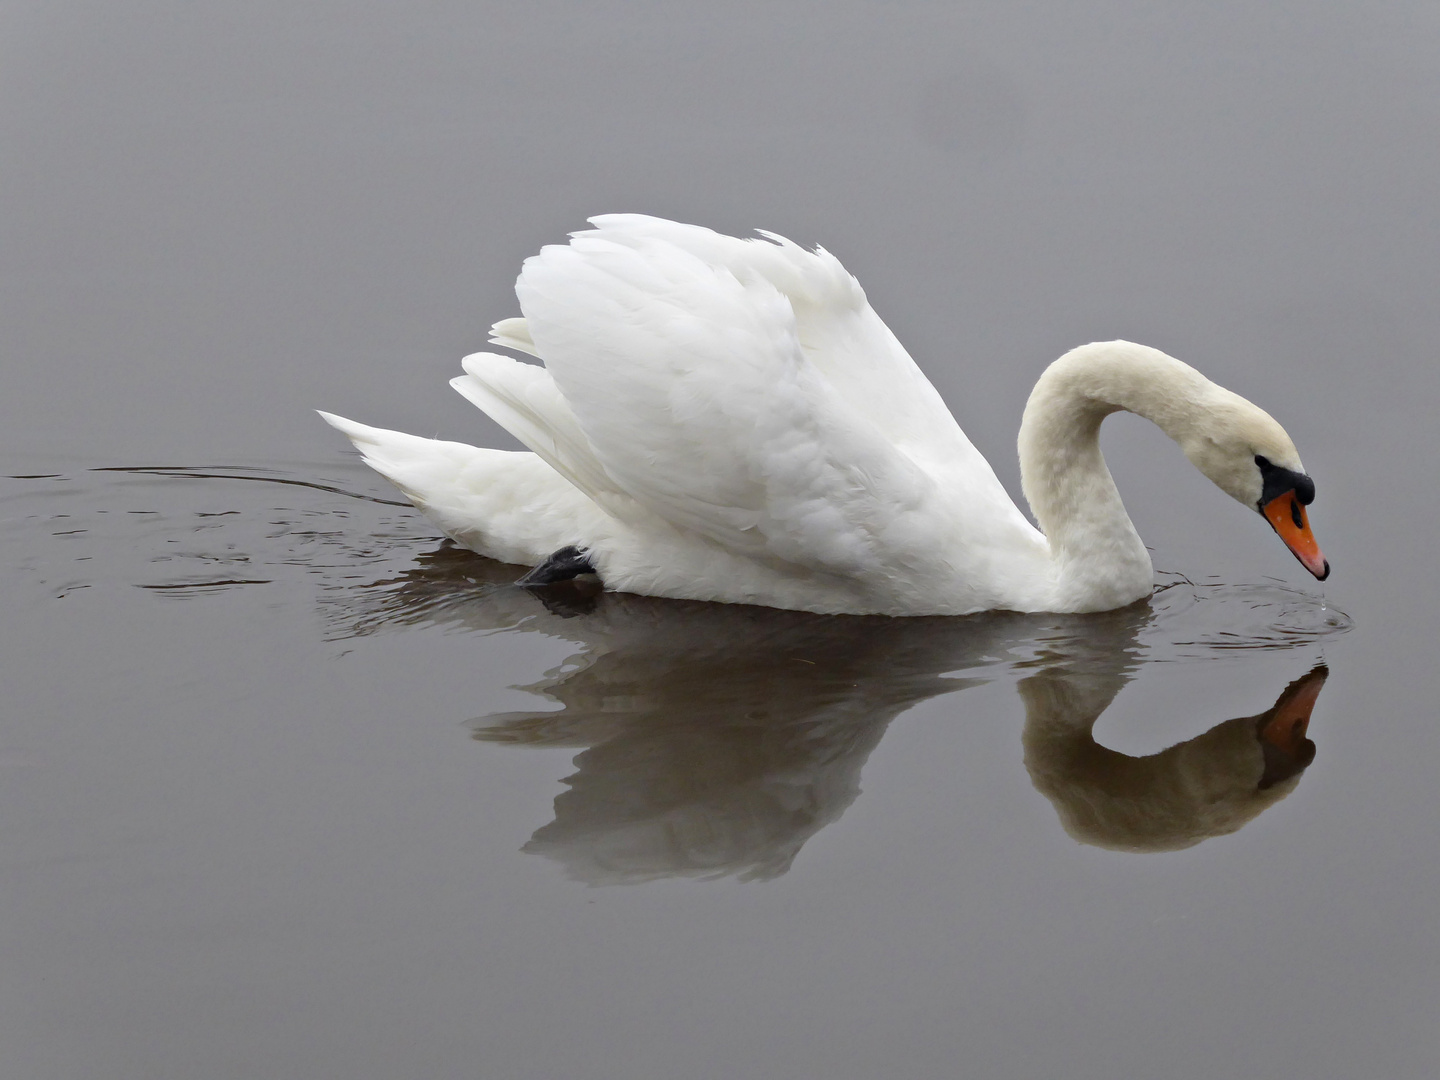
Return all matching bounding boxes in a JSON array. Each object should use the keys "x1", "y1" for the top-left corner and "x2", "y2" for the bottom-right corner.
[{"x1": 320, "y1": 214, "x2": 1327, "y2": 616}]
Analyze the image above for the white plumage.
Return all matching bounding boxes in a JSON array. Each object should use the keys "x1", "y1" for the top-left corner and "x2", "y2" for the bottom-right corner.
[{"x1": 322, "y1": 214, "x2": 1323, "y2": 615}]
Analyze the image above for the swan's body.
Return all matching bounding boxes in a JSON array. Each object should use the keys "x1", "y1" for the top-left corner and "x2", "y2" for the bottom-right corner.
[{"x1": 322, "y1": 215, "x2": 1326, "y2": 616}]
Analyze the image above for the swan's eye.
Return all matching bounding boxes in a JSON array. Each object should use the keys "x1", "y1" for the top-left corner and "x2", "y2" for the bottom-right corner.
[{"x1": 1254, "y1": 455, "x2": 1315, "y2": 511}]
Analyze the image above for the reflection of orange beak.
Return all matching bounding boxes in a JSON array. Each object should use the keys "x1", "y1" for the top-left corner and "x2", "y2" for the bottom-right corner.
[
  {"x1": 1263, "y1": 492, "x2": 1329, "y2": 580},
  {"x1": 1257, "y1": 665, "x2": 1326, "y2": 788},
  {"x1": 1259, "y1": 666, "x2": 1327, "y2": 753}
]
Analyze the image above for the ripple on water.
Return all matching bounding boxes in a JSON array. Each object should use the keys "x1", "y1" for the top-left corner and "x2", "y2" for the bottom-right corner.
[{"x1": 1143, "y1": 575, "x2": 1352, "y2": 662}]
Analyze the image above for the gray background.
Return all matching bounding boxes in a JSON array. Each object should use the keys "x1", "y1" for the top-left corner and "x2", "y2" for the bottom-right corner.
[{"x1": 3, "y1": 3, "x2": 1437, "y2": 1077}]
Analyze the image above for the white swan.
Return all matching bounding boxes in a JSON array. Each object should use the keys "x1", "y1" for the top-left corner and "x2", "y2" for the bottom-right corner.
[{"x1": 320, "y1": 214, "x2": 1327, "y2": 616}]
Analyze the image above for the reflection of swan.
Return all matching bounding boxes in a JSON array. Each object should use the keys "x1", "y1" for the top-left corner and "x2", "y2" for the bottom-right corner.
[
  {"x1": 321, "y1": 214, "x2": 1327, "y2": 616},
  {"x1": 1022, "y1": 664, "x2": 1326, "y2": 853},
  {"x1": 19, "y1": 467, "x2": 1339, "y2": 880},
  {"x1": 322, "y1": 549, "x2": 1338, "y2": 883},
  {"x1": 471, "y1": 592, "x2": 1052, "y2": 883}
]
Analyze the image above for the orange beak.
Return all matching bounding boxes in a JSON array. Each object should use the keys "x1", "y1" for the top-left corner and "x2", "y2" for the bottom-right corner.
[{"x1": 1263, "y1": 492, "x2": 1329, "y2": 580}]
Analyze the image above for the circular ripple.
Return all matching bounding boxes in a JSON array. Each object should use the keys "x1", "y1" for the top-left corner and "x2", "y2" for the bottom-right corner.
[{"x1": 1142, "y1": 577, "x2": 1353, "y2": 661}]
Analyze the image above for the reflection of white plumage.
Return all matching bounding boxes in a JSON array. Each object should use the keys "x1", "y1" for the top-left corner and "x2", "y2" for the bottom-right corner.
[
  {"x1": 324, "y1": 555, "x2": 1327, "y2": 880},
  {"x1": 313, "y1": 552, "x2": 1335, "y2": 881},
  {"x1": 322, "y1": 215, "x2": 1324, "y2": 615}
]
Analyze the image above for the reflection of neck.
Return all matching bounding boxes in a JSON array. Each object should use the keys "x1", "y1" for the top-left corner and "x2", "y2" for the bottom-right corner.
[
  {"x1": 1017, "y1": 341, "x2": 1211, "y2": 611},
  {"x1": 1020, "y1": 668, "x2": 1299, "y2": 853}
]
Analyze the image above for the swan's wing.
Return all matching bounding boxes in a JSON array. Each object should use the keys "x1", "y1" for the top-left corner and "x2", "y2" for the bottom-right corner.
[
  {"x1": 488, "y1": 317, "x2": 540, "y2": 358},
  {"x1": 514, "y1": 232, "x2": 941, "y2": 575},
  {"x1": 574, "y1": 214, "x2": 991, "y2": 473}
]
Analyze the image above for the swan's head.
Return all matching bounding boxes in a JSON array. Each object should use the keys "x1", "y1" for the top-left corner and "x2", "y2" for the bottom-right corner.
[{"x1": 1178, "y1": 388, "x2": 1329, "y2": 580}]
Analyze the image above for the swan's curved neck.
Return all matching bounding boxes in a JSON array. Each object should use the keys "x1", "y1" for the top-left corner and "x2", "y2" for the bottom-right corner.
[{"x1": 1018, "y1": 341, "x2": 1211, "y2": 611}]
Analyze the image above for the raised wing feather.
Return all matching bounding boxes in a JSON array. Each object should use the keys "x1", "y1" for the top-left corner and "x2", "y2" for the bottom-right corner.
[
  {"x1": 515, "y1": 233, "x2": 938, "y2": 576},
  {"x1": 450, "y1": 351, "x2": 623, "y2": 513},
  {"x1": 579, "y1": 215, "x2": 991, "y2": 472}
]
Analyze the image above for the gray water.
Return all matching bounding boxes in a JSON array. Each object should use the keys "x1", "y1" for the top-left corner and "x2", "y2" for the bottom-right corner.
[{"x1": 3, "y1": 3, "x2": 1437, "y2": 1077}]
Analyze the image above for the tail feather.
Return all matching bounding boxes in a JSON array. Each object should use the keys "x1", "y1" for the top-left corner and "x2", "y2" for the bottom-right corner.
[
  {"x1": 317, "y1": 411, "x2": 600, "y2": 565},
  {"x1": 317, "y1": 411, "x2": 476, "y2": 500},
  {"x1": 315, "y1": 411, "x2": 495, "y2": 518}
]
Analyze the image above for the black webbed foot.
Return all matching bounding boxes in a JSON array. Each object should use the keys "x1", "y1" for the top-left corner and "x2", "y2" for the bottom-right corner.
[{"x1": 516, "y1": 546, "x2": 598, "y2": 587}]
